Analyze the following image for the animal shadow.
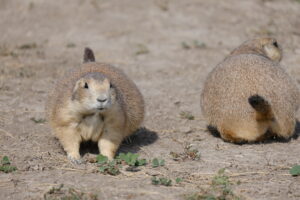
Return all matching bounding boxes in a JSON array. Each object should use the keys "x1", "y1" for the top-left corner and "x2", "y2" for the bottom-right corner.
[
  {"x1": 79, "y1": 127, "x2": 158, "y2": 156},
  {"x1": 291, "y1": 120, "x2": 300, "y2": 139},
  {"x1": 207, "y1": 120, "x2": 300, "y2": 145},
  {"x1": 118, "y1": 127, "x2": 158, "y2": 154}
]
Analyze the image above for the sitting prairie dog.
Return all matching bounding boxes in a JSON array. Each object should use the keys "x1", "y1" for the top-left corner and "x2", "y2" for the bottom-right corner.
[
  {"x1": 201, "y1": 37, "x2": 300, "y2": 143},
  {"x1": 46, "y1": 48, "x2": 144, "y2": 163}
]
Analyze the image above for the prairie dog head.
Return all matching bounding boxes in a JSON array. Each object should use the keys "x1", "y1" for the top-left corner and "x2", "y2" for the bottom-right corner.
[
  {"x1": 72, "y1": 73, "x2": 117, "y2": 113},
  {"x1": 229, "y1": 37, "x2": 282, "y2": 62},
  {"x1": 262, "y1": 38, "x2": 282, "y2": 62}
]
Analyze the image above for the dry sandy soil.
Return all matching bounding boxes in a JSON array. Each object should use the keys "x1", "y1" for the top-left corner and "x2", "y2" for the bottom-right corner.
[{"x1": 1, "y1": 0, "x2": 300, "y2": 199}]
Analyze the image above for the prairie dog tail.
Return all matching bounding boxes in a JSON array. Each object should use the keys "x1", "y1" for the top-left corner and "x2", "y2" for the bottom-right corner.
[{"x1": 248, "y1": 95, "x2": 274, "y2": 121}]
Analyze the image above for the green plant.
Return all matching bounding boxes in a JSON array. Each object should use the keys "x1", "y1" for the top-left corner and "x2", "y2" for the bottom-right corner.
[
  {"x1": 18, "y1": 43, "x2": 37, "y2": 49},
  {"x1": 2, "y1": 156, "x2": 10, "y2": 165},
  {"x1": 185, "y1": 148, "x2": 201, "y2": 160},
  {"x1": 212, "y1": 169, "x2": 232, "y2": 195},
  {"x1": 116, "y1": 152, "x2": 147, "y2": 166},
  {"x1": 47, "y1": 184, "x2": 64, "y2": 194},
  {"x1": 186, "y1": 193, "x2": 214, "y2": 200},
  {"x1": 96, "y1": 155, "x2": 120, "y2": 176},
  {"x1": 44, "y1": 184, "x2": 98, "y2": 200},
  {"x1": 151, "y1": 176, "x2": 172, "y2": 186},
  {"x1": 176, "y1": 177, "x2": 183, "y2": 184},
  {"x1": 184, "y1": 144, "x2": 201, "y2": 161},
  {"x1": 193, "y1": 40, "x2": 207, "y2": 49},
  {"x1": 186, "y1": 169, "x2": 242, "y2": 200},
  {"x1": 170, "y1": 145, "x2": 201, "y2": 161},
  {"x1": 96, "y1": 154, "x2": 108, "y2": 164},
  {"x1": 290, "y1": 165, "x2": 300, "y2": 176},
  {"x1": 151, "y1": 177, "x2": 182, "y2": 186},
  {"x1": 66, "y1": 43, "x2": 76, "y2": 48},
  {"x1": 182, "y1": 42, "x2": 191, "y2": 49},
  {"x1": 180, "y1": 111, "x2": 195, "y2": 120},
  {"x1": 0, "y1": 156, "x2": 17, "y2": 173},
  {"x1": 181, "y1": 41, "x2": 207, "y2": 50},
  {"x1": 30, "y1": 117, "x2": 46, "y2": 123},
  {"x1": 96, "y1": 153, "x2": 147, "y2": 176},
  {"x1": 135, "y1": 44, "x2": 149, "y2": 55},
  {"x1": 152, "y1": 158, "x2": 165, "y2": 168},
  {"x1": 0, "y1": 45, "x2": 16, "y2": 57},
  {"x1": 170, "y1": 151, "x2": 181, "y2": 161},
  {"x1": 99, "y1": 160, "x2": 120, "y2": 176}
]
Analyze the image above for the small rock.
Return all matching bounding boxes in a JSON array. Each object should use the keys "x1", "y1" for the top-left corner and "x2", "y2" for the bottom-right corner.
[
  {"x1": 179, "y1": 127, "x2": 192, "y2": 134},
  {"x1": 146, "y1": 169, "x2": 161, "y2": 176},
  {"x1": 32, "y1": 165, "x2": 39, "y2": 171},
  {"x1": 174, "y1": 101, "x2": 181, "y2": 106}
]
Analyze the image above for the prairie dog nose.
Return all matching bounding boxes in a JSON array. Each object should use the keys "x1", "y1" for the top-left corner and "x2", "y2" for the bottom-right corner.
[{"x1": 97, "y1": 98, "x2": 107, "y2": 103}]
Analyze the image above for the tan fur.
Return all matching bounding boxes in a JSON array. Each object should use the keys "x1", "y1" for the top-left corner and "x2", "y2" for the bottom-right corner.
[
  {"x1": 229, "y1": 37, "x2": 282, "y2": 62},
  {"x1": 46, "y1": 49, "x2": 144, "y2": 162},
  {"x1": 201, "y1": 37, "x2": 300, "y2": 143}
]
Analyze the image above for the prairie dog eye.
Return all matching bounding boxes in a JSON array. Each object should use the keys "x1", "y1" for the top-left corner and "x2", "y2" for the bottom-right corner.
[
  {"x1": 110, "y1": 83, "x2": 113, "y2": 88},
  {"x1": 84, "y1": 82, "x2": 89, "y2": 89},
  {"x1": 273, "y1": 41, "x2": 278, "y2": 48}
]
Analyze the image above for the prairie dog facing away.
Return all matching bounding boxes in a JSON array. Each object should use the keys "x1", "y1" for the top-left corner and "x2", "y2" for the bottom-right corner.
[
  {"x1": 47, "y1": 48, "x2": 144, "y2": 163},
  {"x1": 201, "y1": 38, "x2": 300, "y2": 143}
]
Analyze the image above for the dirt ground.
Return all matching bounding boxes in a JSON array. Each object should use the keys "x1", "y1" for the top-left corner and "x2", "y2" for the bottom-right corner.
[{"x1": 1, "y1": 0, "x2": 300, "y2": 199}]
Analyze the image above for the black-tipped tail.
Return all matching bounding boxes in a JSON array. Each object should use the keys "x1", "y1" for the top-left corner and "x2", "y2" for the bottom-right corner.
[
  {"x1": 83, "y1": 47, "x2": 95, "y2": 63},
  {"x1": 248, "y1": 95, "x2": 273, "y2": 120},
  {"x1": 248, "y1": 95, "x2": 270, "y2": 113}
]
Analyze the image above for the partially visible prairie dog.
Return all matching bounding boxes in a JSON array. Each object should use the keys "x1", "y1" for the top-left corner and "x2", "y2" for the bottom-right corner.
[
  {"x1": 229, "y1": 37, "x2": 282, "y2": 62},
  {"x1": 46, "y1": 48, "x2": 144, "y2": 162},
  {"x1": 201, "y1": 38, "x2": 300, "y2": 143}
]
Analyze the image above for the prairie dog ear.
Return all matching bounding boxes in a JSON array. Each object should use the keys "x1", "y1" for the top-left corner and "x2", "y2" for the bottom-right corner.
[
  {"x1": 83, "y1": 47, "x2": 95, "y2": 63},
  {"x1": 263, "y1": 42, "x2": 282, "y2": 62}
]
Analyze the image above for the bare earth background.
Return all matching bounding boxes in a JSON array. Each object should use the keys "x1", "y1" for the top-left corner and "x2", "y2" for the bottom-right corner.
[{"x1": 1, "y1": 0, "x2": 300, "y2": 199}]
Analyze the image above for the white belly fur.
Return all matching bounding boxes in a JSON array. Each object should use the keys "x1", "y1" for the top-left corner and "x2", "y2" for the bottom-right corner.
[{"x1": 76, "y1": 113, "x2": 104, "y2": 142}]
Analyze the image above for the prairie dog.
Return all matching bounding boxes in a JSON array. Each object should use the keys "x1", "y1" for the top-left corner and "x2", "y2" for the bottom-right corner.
[
  {"x1": 201, "y1": 38, "x2": 300, "y2": 143},
  {"x1": 46, "y1": 48, "x2": 144, "y2": 162}
]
